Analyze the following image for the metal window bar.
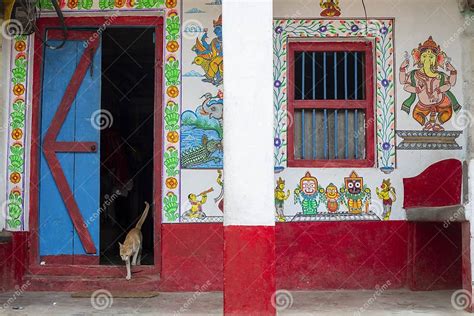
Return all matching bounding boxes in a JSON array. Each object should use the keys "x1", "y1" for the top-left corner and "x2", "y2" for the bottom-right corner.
[
  {"x1": 354, "y1": 52, "x2": 358, "y2": 159},
  {"x1": 312, "y1": 52, "x2": 316, "y2": 159},
  {"x1": 344, "y1": 52, "x2": 349, "y2": 159}
]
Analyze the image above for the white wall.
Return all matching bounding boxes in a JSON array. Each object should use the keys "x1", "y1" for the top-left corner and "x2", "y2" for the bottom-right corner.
[{"x1": 270, "y1": 0, "x2": 469, "y2": 221}]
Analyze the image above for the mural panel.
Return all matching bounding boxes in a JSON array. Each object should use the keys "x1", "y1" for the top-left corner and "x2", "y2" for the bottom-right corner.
[
  {"x1": 397, "y1": 36, "x2": 463, "y2": 150},
  {"x1": 273, "y1": 18, "x2": 396, "y2": 174}
]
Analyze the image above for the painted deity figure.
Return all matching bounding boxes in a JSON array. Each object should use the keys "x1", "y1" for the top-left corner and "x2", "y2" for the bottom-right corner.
[
  {"x1": 320, "y1": 0, "x2": 341, "y2": 17},
  {"x1": 340, "y1": 171, "x2": 371, "y2": 214},
  {"x1": 192, "y1": 15, "x2": 223, "y2": 86},
  {"x1": 275, "y1": 177, "x2": 290, "y2": 222},
  {"x1": 376, "y1": 179, "x2": 397, "y2": 220},
  {"x1": 182, "y1": 188, "x2": 213, "y2": 220},
  {"x1": 294, "y1": 172, "x2": 324, "y2": 215},
  {"x1": 399, "y1": 36, "x2": 461, "y2": 131},
  {"x1": 323, "y1": 183, "x2": 342, "y2": 213}
]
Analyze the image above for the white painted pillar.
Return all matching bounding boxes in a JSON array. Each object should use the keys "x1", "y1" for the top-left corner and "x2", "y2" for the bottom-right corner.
[
  {"x1": 223, "y1": 0, "x2": 275, "y2": 227},
  {"x1": 223, "y1": 0, "x2": 276, "y2": 314}
]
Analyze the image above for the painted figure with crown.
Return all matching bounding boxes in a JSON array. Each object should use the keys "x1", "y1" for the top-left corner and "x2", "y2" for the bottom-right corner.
[
  {"x1": 340, "y1": 171, "x2": 371, "y2": 214},
  {"x1": 294, "y1": 172, "x2": 325, "y2": 215},
  {"x1": 376, "y1": 179, "x2": 397, "y2": 220},
  {"x1": 192, "y1": 15, "x2": 223, "y2": 86},
  {"x1": 399, "y1": 36, "x2": 461, "y2": 131},
  {"x1": 274, "y1": 177, "x2": 290, "y2": 222}
]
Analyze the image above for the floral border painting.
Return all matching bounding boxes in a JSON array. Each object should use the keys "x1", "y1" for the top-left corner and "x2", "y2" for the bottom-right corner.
[
  {"x1": 273, "y1": 19, "x2": 396, "y2": 173},
  {"x1": 4, "y1": 1, "x2": 182, "y2": 230}
]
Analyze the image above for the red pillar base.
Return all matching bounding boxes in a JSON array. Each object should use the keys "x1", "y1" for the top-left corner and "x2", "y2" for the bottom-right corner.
[{"x1": 224, "y1": 225, "x2": 276, "y2": 315}]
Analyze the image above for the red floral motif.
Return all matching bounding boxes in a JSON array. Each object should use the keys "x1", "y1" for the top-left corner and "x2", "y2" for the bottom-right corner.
[
  {"x1": 165, "y1": 0, "x2": 177, "y2": 8},
  {"x1": 10, "y1": 187, "x2": 21, "y2": 196},
  {"x1": 67, "y1": 0, "x2": 78, "y2": 9}
]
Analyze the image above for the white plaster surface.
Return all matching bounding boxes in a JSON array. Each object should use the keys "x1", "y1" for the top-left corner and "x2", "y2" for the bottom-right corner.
[{"x1": 223, "y1": 0, "x2": 275, "y2": 226}]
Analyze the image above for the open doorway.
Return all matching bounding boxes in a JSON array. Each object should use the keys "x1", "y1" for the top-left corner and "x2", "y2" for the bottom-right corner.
[{"x1": 99, "y1": 27, "x2": 155, "y2": 265}]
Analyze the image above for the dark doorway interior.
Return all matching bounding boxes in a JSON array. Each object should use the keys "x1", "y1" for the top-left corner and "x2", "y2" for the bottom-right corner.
[{"x1": 99, "y1": 27, "x2": 155, "y2": 265}]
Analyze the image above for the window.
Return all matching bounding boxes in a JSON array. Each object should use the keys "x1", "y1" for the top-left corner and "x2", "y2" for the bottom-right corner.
[{"x1": 287, "y1": 41, "x2": 375, "y2": 167}]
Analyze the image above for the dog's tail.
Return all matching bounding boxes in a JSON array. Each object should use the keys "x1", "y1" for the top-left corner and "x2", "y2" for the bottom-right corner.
[{"x1": 135, "y1": 202, "x2": 150, "y2": 230}]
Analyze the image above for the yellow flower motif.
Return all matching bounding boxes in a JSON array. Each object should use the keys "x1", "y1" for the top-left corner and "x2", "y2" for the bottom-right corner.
[
  {"x1": 165, "y1": 0, "x2": 177, "y2": 9},
  {"x1": 11, "y1": 128, "x2": 23, "y2": 140},
  {"x1": 166, "y1": 40, "x2": 179, "y2": 53},
  {"x1": 14, "y1": 41, "x2": 26, "y2": 52},
  {"x1": 10, "y1": 172, "x2": 21, "y2": 184},
  {"x1": 167, "y1": 131, "x2": 179, "y2": 143},
  {"x1": 166, "y1": 86, "x2": 179, "y2": 98},
  {"x1": 13, "y1": 84, "x2": 25, "y2": 96},
  {"x1": 166, "y1": 177, "x2": 178, "y2": 189}
]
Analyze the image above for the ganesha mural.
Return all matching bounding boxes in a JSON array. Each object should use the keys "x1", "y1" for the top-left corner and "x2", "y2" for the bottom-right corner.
[{"x1": 399, "y1": 36, "x2": 461, "y2": 131}]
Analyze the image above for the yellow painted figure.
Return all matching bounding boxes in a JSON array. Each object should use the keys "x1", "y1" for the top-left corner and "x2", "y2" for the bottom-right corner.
[
  {"x1": 182, "y1": 188, "x2": 213, "y2": 220},
  {"x1": 324, "y1": 183, "x2": 341, "y2": 213},
  {"x1": 192, "y1": 15, "x2": 223, "y2": 86},
  {"x1": 400, "y1": 36, "x2": 460, "y2": 131},
  {"x1": 274, "y1": 177, "x2": 290, "y2": 222},
  {"x1": 320, "y1": 0, "x2": 341, "y2": 17},
  {"x1": 376, "y1": 179, "x2": 396, "y2": 220},
  {"x1": 340, "y1": 171, "x2": 371, "y2": 214}
]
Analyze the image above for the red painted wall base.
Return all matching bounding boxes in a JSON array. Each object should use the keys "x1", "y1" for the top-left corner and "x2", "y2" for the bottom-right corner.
[
  {"x1": 2, "y1": 222, "x2": 465, "y2": 295},
  {"x1": 408, "y1": 222, "x2": 463, "y2": 290},
  {"x1": 0, "y1": 240, "x2": 13, "y2": 291},
  {"x1": 224, "y1": 225, "x2": 276, "y2": 316}
]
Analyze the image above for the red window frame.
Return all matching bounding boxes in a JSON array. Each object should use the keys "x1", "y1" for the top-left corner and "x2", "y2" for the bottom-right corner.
[{"x1": 287, "y1": 40, "x2": 375, "y2": 168}]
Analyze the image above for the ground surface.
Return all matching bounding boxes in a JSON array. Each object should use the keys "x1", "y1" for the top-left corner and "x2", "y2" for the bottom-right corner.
[{"x1": 0, "y1": 290, "x2": 469, "y2": 315}]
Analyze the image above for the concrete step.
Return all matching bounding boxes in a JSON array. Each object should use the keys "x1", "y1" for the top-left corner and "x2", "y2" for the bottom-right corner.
[{"x1": 24, "y1": 273, "x2": 161, "y2": 291}]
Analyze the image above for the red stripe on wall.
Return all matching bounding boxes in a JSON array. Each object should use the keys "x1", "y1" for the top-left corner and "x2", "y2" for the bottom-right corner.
[
  {"x1": 224, "y1": 225, "x2": 276, "y2": 316},
  {"x1": 6, "y1": 221, "x2": 464, "y2": 292}
]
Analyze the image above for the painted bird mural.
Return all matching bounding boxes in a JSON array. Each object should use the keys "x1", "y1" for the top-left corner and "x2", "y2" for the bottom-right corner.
[{"x1": 192, "y1": 15, "x2": 223, "y2": 86}]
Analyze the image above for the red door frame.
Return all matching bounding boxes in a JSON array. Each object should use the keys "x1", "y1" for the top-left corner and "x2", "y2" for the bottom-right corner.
[{"x1": 30, "y1": 16, "x2": 164, "y2": 278}]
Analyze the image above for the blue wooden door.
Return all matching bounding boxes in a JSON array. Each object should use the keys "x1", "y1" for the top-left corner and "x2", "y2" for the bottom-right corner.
[{"x1": 39, "y1": 31, "x2": 101, "y2": 258}]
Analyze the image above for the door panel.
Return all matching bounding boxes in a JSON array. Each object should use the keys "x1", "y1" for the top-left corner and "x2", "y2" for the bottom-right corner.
[
  {"x1": 39, "y1": 34, "x2": 101, "y2": 257},
  {"x1": 73, "y1": 43, "x2": 101, "y2": 255}
]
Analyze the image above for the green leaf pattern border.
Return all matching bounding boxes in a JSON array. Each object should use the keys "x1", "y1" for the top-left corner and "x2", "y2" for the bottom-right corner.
[
  {"x1": 4, "y1": 1, "x2": 183, "y2": 230},
  {"x1": 5, "y1": 35, "x2": 29, "y2": 230},
  {"x1": 273, "y1": 19, "x2": 396, "y2": 172}
]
